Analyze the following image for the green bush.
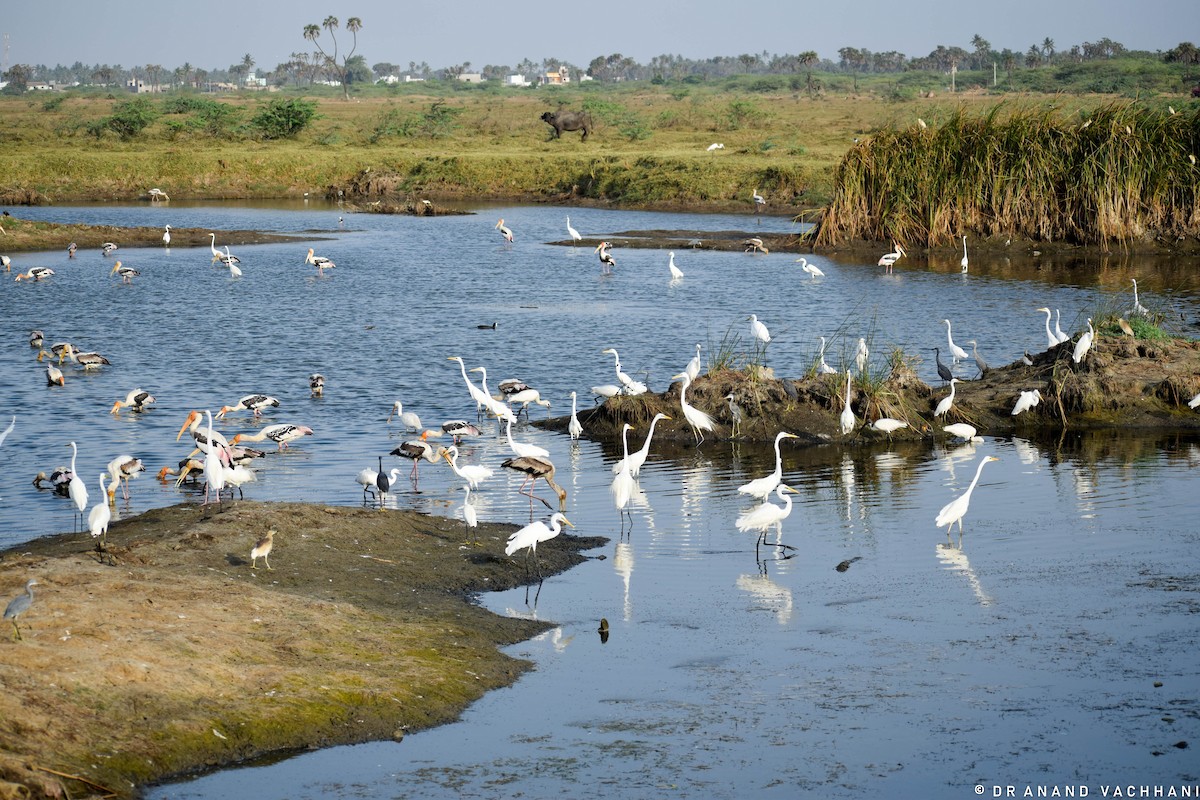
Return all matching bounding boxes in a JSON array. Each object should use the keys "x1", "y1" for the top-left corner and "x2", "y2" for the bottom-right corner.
[
  {"x1": 250, "y1": 98, "x2": 318, "y2": 140},
  {"x1": 88, "y1": 98, "x2": 159, "y2": 140}
]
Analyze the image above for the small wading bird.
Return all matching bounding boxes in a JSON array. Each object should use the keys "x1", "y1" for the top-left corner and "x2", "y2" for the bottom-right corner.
[
  {"x1": 878, "y1": 243, "x2": 904, "y2": 273},
  {"x1": 743, "y1": 237, "x2": 769, "y2": 254},
  {"x1": 944, "y1": 423, "x2": 982, "y2": 443},
  {"x1": 815, "y1": 336, "x2": 836, "y2": 375},
  {"x1": 967, "y1": 340, "x2": 988, "y2": 379},
  {"x1": 567, "y1": 392, "x2": 584, "y2": 440},
  {"x1": 872, "y1": 417, "x2": 908, "y2": 439},
  {"x1": 440, "y1": 445, "x2": 494, "y2": 489},
  {"x1": 706, "y1": 142, "x2": 724, "y2": 151},
  {"x1": 1130, "y1": 278, "x2": 1149, "y2": 317},
  {"x1": 566, "y1": 216, "x2": 582, "y2": 246},
  {"x1": 14, "y1": 267, "x2": 55, "y2": 282},
  {"x1": 595, "y1": 241, "x2": 616, "y2": 275},
  {"x1": 505, "y1": 388, "x2": 552, "y2": 418},
  {"x1": 217, "y1": 394, "x2": 279, "y2": 419},
  {"x1": 795, "y1": 257, "x2": 824, "y2": 278},
  {"x1": 250, "y1": 529, "x2": 275, "y2": 570},
  {"x1": 356, "y1": 455, "x2": 400, "y2": 509},
  {"x1": 460, "y1": 485, "x2": 479, "y2": 545},
  {"x1": 840, "y1": 371, "x2": 857, "y2": 435},
  {"x1": 305, "y1": 248, "x2": 335, "y2": 273},
  {"x1": 685, "y1": 343, "x2": 703, "y2": 382},
  {"x1": 162, "y1": 224, "x2": 171, "y2": 247},
  {"x1": 855, "y1": 338, "x2": 869, "y2": 375},
  {"x1": 387, "y1": 400, "x2": 422, "y2": 431},
  {"x1": 495, "y1": 218, "x2": 514, "y2": 244},
  {"x1": 934, "y1": 378, "x2": 959, "y2": 418},
  {"x1": 748, "y1": 314, "x2": 771, "y2": 345},
  {"x1": 66, "y1": 441, "x2": 88, "y2": 532},
  {"x1": 505, "y1": 512, "x2": 574, "y2": 579},
  {"x1": 601, "y1": 347, "x2": 646, "y2": 395},
  {"x1": 4, "y1": 579, "x2": 39, "y2": 641},
  {"x1": 935, "y1": 456, "x2": 999, "y2": 537},
  {"x1": 736, "y1": 484, "x2": 801, "y2": 559},
  {"x1": 110, "y1": 261, "x2": 140, "y2": 283},
  {"x1": 220, "y1": 248, "x2": 242, "y2": 278},
  {"x1": 88, "y1": 474, "x2": 112, "y2": 556},
  {"x1": 725, "y1": 393, "x2": 744, "y2": 438},
  {"x1": 931, "y1": 347, "x2": 953, "y2": 384}
]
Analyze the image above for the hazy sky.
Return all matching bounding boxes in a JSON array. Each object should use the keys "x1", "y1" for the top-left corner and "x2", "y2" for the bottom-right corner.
[{"x1": 3, "y1": 0, "x2": 1188, "y2": 73}]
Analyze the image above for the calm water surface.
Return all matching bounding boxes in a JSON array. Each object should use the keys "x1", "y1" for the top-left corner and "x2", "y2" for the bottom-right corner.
[{"x1": 2, "y1": 203, "x2": 1198, "y2": 798}]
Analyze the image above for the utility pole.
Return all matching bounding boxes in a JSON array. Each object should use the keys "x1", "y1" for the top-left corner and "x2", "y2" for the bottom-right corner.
[
  {"x1": 2, "y1": 34, "x2": 10, "y2": 78},
  {"x1": 993, "y1": 61, "x2": 997, "y2": 86}
]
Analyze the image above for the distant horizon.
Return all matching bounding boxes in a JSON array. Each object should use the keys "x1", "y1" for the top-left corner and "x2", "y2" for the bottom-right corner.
[{"x1": 2, "y1": 0, "x2": 1187, "y2": 77}]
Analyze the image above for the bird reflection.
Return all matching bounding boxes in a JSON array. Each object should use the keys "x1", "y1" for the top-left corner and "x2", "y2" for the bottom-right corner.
[
  {"x1": 941, "y1": 441, "x2": 979, "y2": 483},
  {"x1": 614, "y1": 541, "x2": 634, "y2": 621},
  {"x1": 531, "y1": 625, "x2": 574, "y2": 653},
  {"x1": 736, "y1": 569, "x2": 794, "y2": 624},
  {"x1": 1011, "y1": 437, "x2": 1042, "y2": 469},
  {"x1": 1072, "y1": 465, "x2": 1097, "y2": 519},
  {"x1": 936, "y1": 542, "x2": 993, "y2": 605}
]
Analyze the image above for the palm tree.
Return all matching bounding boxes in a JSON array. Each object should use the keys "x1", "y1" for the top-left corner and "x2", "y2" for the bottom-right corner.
[
  {"x1": 799, "y1": 51, "x2": 818, "y2": 96},
  {"x1": 1041, "y1": 38, "x2": 1056, "y2": 62},
  {"x1": 303, "y1": 15, "x2": 362, "y2": 99}
]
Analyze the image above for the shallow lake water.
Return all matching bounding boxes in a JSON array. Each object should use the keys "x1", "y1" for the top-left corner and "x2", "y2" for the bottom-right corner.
[{"x1": 1, "y1": 202, "x2": 1199, "y2": 798}]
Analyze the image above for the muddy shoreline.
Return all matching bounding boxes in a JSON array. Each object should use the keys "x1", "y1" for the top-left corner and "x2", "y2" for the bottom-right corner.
[{"x1": 0, "y1": 502, "x2": 605, "y2": 800}]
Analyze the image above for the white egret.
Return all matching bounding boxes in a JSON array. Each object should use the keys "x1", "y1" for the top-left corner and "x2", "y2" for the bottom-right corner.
[
  {"x1": 66, "y1": 441, "x2": 88, "y2": 531},
  {"x1": 611, "y1": 424, "x2": 637, "y2": 526},
  {"x1": 736, "y1": 484, "x2": 800, "y2": 556},
  {"x1": 959, "y1": 235, "x2": 969, "y2": 273},
  {"x1": 506, "y1": 388, "x2": 551, "y2": 417},
  {"x1": 684, "y1": 343, "x2": 703, "y2": 382},
  {"x1": 0, "y1": 417, "x2": 14, "y2": 448},
  {"x1": 1035, "y1": 308, "x2": 1058, "y2": 350},
  {"x1": 387, "y1": 401, "x2": 422, "y2": 431},
  {"x1": 591, "y1": 384, "x2": 622, "y2": 402},
  {"x1": 840, "y1": 371, "x2": 857, "y2": 434},
  {"x1": 943, "y1": 319, "x2": 969, "y2": 363},
  {"x1": 795, "y1": 257, "x2": 824, "y2": 278},
  {"x1": 944, "y1": 423, "x2": 982, "y2": 442},
  {"x1": 88, "y1": 474, "x2": 112, "y2": 550},
  {"x1": 613, "y1": 413, "x2": 671, "y2": 478},
  {"x1": 505, "y1": 513, "x2": 574, "y2": 578},
  {"x1": 668, "y1": 251, "x2": 684, "y2": 280},
  {"x1": 816, "y1": 337, "x2": 836, "y2": 375},
  {"x1": 200, "y1": 410, "x2": 228, "y2": 507},
  {"x1": 1012, "y1": 389, "x2": 1043, "y2": 416},
  {"x1": 748, "y1": 314, "x2": 771, "y2": 344},
  {"x1": 448, "y1": 356, "x2": 490, "y2": 415},
  {"x1": 565, "y1": 216, "x2": 581, "y2": 245},
  {"x1": 468, "y1": 366, "x2": 517, "y2": 423},
  {"x1": 440, "y1": 445, "x2": 494, "y2": 488},
  {"x1": 208, "y1": 233, "x2": 221, "y2": 261},
  {"x1": 1188, "y1": 393, "x2": 1200, "y2": 410},
  {"x1": 1072, "y1": 318, "x2": 1095, "y2": 364},
  {"x1": 1053, "y1": 310, "x2": 1070, "y2": 344},
  {"x1": 567, "y1": 391, "x2": 584, "y2": 439},
  {"x1": 602, "y1": 347, "x2": 647, "y2": 395},
  {"x1": 706, "y1": 142, "x2": 725, "y2": 151},
  {"x1": 871, "y1": 418, "x2": 908, "y2": 438},
  {"x1": 855, "y1": 338, "x2": 869, "y2": 375},
  {"x1": 935, "y1": 455, "x2": 999, "y2": 536},
  {"x1": 1130, "y1": 279, "x2": 1149, "y2": 316},
  {"x1": 671, "y1": 371, "x2": 716, "y2": 445},
  {"x1": 221, "y1": 248, "x2": 242, "y2": 278},
  {"x1": 739, "y1": 431, "x2": 800, "y2": 499},
  {"x1": 162, "y1": 225, "x2": 171, "y2": 247},
  {"x1": 461, "y1": 485, "x2": 479, "y2": 544},
  {"x1": 505, "y1": 417, "x2": 550, "y2": 459},
  {"x1": 356, "y1": 460, "x2": 401, "y2": 508},
  {"x1": 934, "y1": 378, "x2": 959, "y2": 418}
]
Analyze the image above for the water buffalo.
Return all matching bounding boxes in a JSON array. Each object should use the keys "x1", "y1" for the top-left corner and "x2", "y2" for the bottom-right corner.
[{"x1": 541, "y1": 110, "x2": 593, "y2": 142}]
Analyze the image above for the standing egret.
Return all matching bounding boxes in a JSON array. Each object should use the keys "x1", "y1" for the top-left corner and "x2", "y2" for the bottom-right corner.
[
  {"x1": 613, "y1": 414, "x2": 671, "y2": 478},
  {"x1": 250, "y1": 529, "x2": 275, "y2": 570},
  {"x1": 668, "y1": 251, "x2": 684, "y2": 280},
  {"x1": 748, "y1": 314, "x2": 771, "y2": 344},
  {"x1": 944, "y1": 423, "x2": 982, "y2": 442},
  {"x1": 162, "y1": 225, "x2": 171, "y2": 247},
  {"x1": 565, "y1": 216, "x2": 581, "y2": 246},
  {"x1": 736, "y1": 484, "x2": 801, "y2": 558},
  {"x1": 88, "y1": 474, "x2": 112, "y2": 554},
  {"x1": 967, "y1": 340, "x2": 988, "y2": 379},
  {"x1": 1054, "y1": 310, "x2": 1070, "y2": 345},
  {"x1": 611, "y1": 424, "x2": 637, "y2": 528},
  {"x1": 935, "y1": 456, "x2": 999, "y2": 536},
  {"x1": 1187, "y1": 393, "x2": 1200, "y2": 410},
  {"x1": 567, "y1": 391, "x2": 584, "y2": 440},
  {"x1": 495, "y1": 218, "x2": 514, "y2": 244},
  {"x1": 1012, "y1": 389, "x2": 1043, "y2": 416},
  {"x1": 935, "y1": 378, "x2": 959, "y2": 417},
  {"x1": 1035, "y1": 308, "x2": 1059, "y2": 349},
  {"x1": 960, "y1": 235, "x2": 969, "y2": 273},
  {"x1": 66, "y1": 441, "x2": 88, "y2": 531},
  {"x1": 1130, "y1": 279, "x2": 1149, "y2": 316},
  {"x1": 440, "y1": 445, "x2": 494, "y2": 488},
  {"x1": 872, "y1": 418, "x2": 908, "y2": 438},
  {"x1": 4, "y1": 579, "x2": 38, "y2": 641},
  {"x1": 855, "y1": 338, "x2": 869, "y2": 375},
  {"x1": 795, "y1": 257, "x2": 824, "y2": 278},
  {"x1": 943, "y1": 319, "x2": 969, "y2": 363},
  {"x1": 840, "y1": 371, "x2": 857, "y2": 435},
  {"x1": 387, "y1": 401, "x2": 422, "y2": 431},
  {"x1": 208, "y1": 233, "x2": 221, "y2": 261},
  {"x1": 200, "y1": 410, "x2": 227, "y2": 507},
  {"x1": 461, "y1": 485, "x2": 479, "y2": 545},
  {"x1": 684, "y1": 343, "x2": 703, "y2": 382},
  {"x1": 816, "y1": 337, "x2": 836, "y2": 375},
  {"x1": 671, "y1": 371, "x2": 716, "y2": 445},
  {"x1": 505, "y1": 417, "x2": 550, "y2": 459},
  {"x1": 601, "y1": 347, "x2": 647, "y2": 395},
  {"x1": 1072, "y1": 318, "x2": 1095, "y2": 364},
  {"x1": 739, "y1": 431, "x2": 800, "y2": 499},
  {"x1": 505, "y1": 513, "x2": 574, "y2": 579},
  {"x1": 447, "y1": 356, "x2": 490, "y2": 415}
]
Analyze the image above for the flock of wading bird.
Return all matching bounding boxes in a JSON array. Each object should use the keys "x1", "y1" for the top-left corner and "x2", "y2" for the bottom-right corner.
[{"x1": 5, "y1": 218, "x2": 1200, "y2": 635}]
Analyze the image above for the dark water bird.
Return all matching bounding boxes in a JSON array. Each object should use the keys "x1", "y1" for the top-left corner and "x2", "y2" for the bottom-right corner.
[
  {"x1": 476, "y1": 322, "x2": 498, "y2": 329},
  {"x1": 930, "y1": 347, "x2": 954, "y2": 384},
  {"x1": 501, "y1": 455, "x2": 567, "y2": 512},
  {"x1": 4, "y1": 579, "x2": 39, "y2": 640},
  {"x1": 598, "y1": 617, "x2": 610, "y2": 644},
  {"x1": 968, "y1": 340, "x2": 988, "y2": 379},
  {"x1": 309, "y1": 373, "x2": 325, "y2": 397},
  {"x1": 835, "y1": 556, "x2": 863, "y2": 572}
]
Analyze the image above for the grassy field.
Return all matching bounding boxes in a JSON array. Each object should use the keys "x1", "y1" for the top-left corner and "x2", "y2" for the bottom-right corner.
[{"x1": 0, "y1": 83, "x2": 1193, "y2": 241}]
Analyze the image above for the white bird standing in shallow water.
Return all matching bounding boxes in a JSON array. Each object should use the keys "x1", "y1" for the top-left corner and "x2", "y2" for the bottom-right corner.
[
  {"x1": 611, "y1": 424, "x2": 637, "y2": 527},
  {"x1": 566, "y1": 216, "x2": 581, "y2": 246},
  {"x1": 736, "y1": 484, "x2": 801, "y2": 557},
  {"x1": 0, "y1": 417, "x2": 14, "y2": 448},
  {"x1": 162, "y1": 225, "x2": 171, "y2": 247},
  {"x1": 1054, "y1": 310, "x2": 1070, "y2": 345},
  {"x1": 816, "y1": 337, "x2": 836, "y2": 375},
  {"x1": 855, "y1": 338, "x2": 869, "y2": 375},
  {"x1": 1072, "y1": 318, "x2": 1095, "y2": 364},
  {"x1": 943, "y1": 319, "x2": 969, "y2": 363},
  {"x1": 1130, "y1": 279, "x2": 1149, "y2": 316},
  {"x1": 795, "y1": 257, "x2": 824, "y2": 278},
  {"x1": 613, "y1": 414, "x2": 671, "y2": 479},
  {"x1": 959, "y1": 235, "x2": 969, "y2": 273},
  {"x1": 505, "y1": 513, "x2": 574, "y2": 579},
  {"x1": 461, "y1": 485, "x2": 479, "y2": 545},
  {"x1": 935, "y1": 455, "x2": 999, "y2": 536},
  {"x1": 567, "y1": 391, "x2": 583, "y2": 440},
  {"x1": 840, "y1": 371, "x2": 857, "y2": 435},
  {"x1": 668, "y1": 251, "x2": 684, "y2": 281},
  {"x1": 739, "y1": 431, "x2": 800, "y2": 499},
  {"x1": 944, "y1": 423, "x2": 982, "y2": 443}
]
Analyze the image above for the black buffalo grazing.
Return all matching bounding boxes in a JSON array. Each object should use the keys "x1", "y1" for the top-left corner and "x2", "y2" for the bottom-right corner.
[{"x1": 541, "y1": 110, "x2": 593, "y2": 141}]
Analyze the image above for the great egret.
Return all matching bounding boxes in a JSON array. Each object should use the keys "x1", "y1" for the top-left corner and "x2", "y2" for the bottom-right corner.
[
  {"x1": 505, "y1": 417, "x2": 550, "y2": 459},
  {"x1": 944, "y1": 423, "x2": 982, "y2": 443},
  {"x1": 1036, "y1": 308, "x2": 1058, "y2": 350},
  {"x1": 739, "y1": 431, "x2": 800, "y2": 499},
  {"x1": 668, "y1": 251, "x2": 684, "y2": 280},
  {"x1": 935, "y1": 455, "x2": 999, "y2": 536},
  {"x1": 217, "y1": 394, "x2": 280, "y2": 419},
  {"x1": 221, "y1": 248, "x2": 242, "y2": 278},
  {"x1": 110, "y1": 261, "x2": 140, "y2": 283},
  {"x1": 602, "y1": 347, "x2": 647, "y2": 395},
  {"x1": 871, "y1": 418, "x2": 908, "y2": 438},
  {"x1": 66, "y1": 441, "x2": 88, "y2": 531},
  {"x1": 461, "y1": 485, "x2": 479, "y2": 545},
  {"x1": 1188, "y1": 393, "x2": 1200, "y2": 410},
  {"x1": 839, "y1": 371, "x2": 857, "y2": 435},
  {"x1": 943, "y1": 319, "x2": 969, "y2": 363},
  {"x1": 501, "y1": 455, "x2": 567, "y2": 511},
  {"x1": 613, "y1": 414, "x2": 671, "y2": 478},
  {"x1": 1130, "y1": 279, "x2": 1149, "y2": 316},
  {"x1": 387, "y1": 401, "x2": 422, "y2": 431},
  {"x1": 671, "y1": 371, "x2": 716, "y2": 445},
  {"x1": 4, "y1": 579, "x2": 38, "y2": 641},
  {"x1": 934, "y1": 378, "x2": 959, "y2": 417},
  {"x1": 448, "y1": 356, "x2": 491, "y2": 415},
  {"x1": 250, "y1": 529, "x2": 275, "y2": 570},
  {"x1": 87, "y1": 474, "x2": 111, "y2": 550},
  {"x1": 506, "y1": 388, "x2": 552, "y2": 417},
  {"x1": 566, "y1": 216, "x2": 581, "y2": 245},
  {"x1": 495, "y1": 218, "x2": 514, "y2": 243},
  {"x1": 795, "y1": 257, "x2": 824, "y2": 278},
  {"x1": 1053, "y1": 310, "x2": 1070, "y2": 345},
  {"x1": 505, "y1": 512, "x2": 574, "y2": 578},
  {"x1": 440, "y1": 445, "x2": 494, "y2": 488},
  {"x1": 878, "y1": 243, "x2": 904, "y2": 273},
  {"x1": 967, "y1": 340, "x2": 988, "y2": 379},
  {"x1": 748, "y1": 314, "x2": 771, "y2": 345},
  {"x1": 208, "y1": 233, "x2": 221, "y2": 260},
  {"x1": 1072, "y1": 318, "x2": 1095, "y2": 364},
  {"x1": 959, "y1": 235, "x2": 969, "y2": 273},
  {"x1": 200, "y1": 410, "x2": 226, "y2": 507},
  {"x1": 736, "y1": 484, "x2": 800, "y2": 557},
  {"x1": 567, "y1": 392, "x2": 584, "y2": 440},
  {"x1": 468, "y1": 366, "x2": 517, "y2": 423},
  {"x1": 1012, "y1": 389, "x2": 1043, "y2": 416},
  {"x1": 162, "y1": 224, "x2": 171, "y2": 247},
  {"x1": 855, "y1": 338, "x2": 869, "y2": 375},
  {"x1": 816, "y1": 337, "x2": 836, "y2": 375},
  {"x1": 611, "y1": 424, "x2": 637, "y2": 526},
  {"x1": 706, "y1": 142, "x2": 725, "y2": 151},
  {"x1": 110, "y1": 388, "x2": 155, "y2": 414},
  {"x1": 684, "y1": 343, "x2": 703, "y2": 382}
]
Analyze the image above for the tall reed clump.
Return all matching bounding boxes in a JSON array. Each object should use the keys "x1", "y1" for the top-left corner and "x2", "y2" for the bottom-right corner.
[{"x1": 815, "y1": 101, "x2": 1200, "y2": 247}]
